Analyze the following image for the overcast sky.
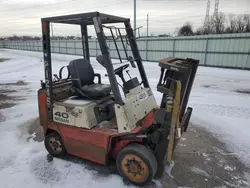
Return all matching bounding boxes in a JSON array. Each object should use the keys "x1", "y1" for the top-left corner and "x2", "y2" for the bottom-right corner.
[{"x1": 0, "y1": 0, "x2": 249, "y2": 37}]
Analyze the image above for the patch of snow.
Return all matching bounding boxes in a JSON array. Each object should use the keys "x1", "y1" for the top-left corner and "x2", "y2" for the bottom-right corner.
[
  {"x1": 202, "y1": 153, "x2": 209, "y2": 157},
  {"x1": 244, "y1": 173, "x2": 250, "y2": 184},
  {"x1": 190, "y1": 166, "x2": 210, "y2": 177},
  {"x1": 224, "y1": 165, "x2": 236, "y2": 171},
  {"x1": 165, "y1": 160, "x2": 175, "y2": 178},
  {"x1": 152, "y1": 179, "x2": 163, "y2": 188},
  {"x1": 179, "y1": 144, "x2": 186, "y2": 147},
  {"x1": 223, "y1": 180, "x2": 237, "y2": 187},
  {"x1": 237, "y1": 179, "x2": 249, "y2": 187}
]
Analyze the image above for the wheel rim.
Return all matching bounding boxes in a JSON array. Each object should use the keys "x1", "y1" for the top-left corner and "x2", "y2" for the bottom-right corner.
[
  {"x1": 48, "y1": 137, "x2": 63, "y2": 154},
  {"x1": 121, "y1": 154, "x2": 149, "y2": 183}
]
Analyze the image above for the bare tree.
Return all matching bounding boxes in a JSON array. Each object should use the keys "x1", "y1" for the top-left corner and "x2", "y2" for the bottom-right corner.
[
  {"x1": 235, "y1": 15, "x2": 245, "y2": 33},
  {"x1": 243, "y1": 14, "x2": 250, "y2": 32},
  {"x1": 211, "y1": 12, "x2": 226, "y2": 34},
  {"x1": 194, "y1": 27, "x2": 204, "y2": 35},
  {"x1": 177, "y1": 23, "x2": 194, "y2": 36},
  {"x1": 226, "y1": 14, "x2": 237, "y2": 33},
  {"x1": 202, "y1": 19, "x2": 212, "y2": 35},
  {"x1": 178, "y1": 12, "x2": 249, "y2": 36}
]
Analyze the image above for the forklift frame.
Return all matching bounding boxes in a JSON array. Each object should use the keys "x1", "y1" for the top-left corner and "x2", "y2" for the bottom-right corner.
[{"x1": 40, "y1": 12, "x2": 200, "y2": 184}]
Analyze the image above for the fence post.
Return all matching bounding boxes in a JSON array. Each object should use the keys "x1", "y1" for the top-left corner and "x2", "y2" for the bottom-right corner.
[
  {"x1": 50, "y1": 37, "x2": 54, "y2": 53},
  {"x1": 245, "y1": 46, "x2": 250, "y2": 70},
  {"x1": 204, "y1": 37, "x2": 209, "y2": 66},
  {"x1": 96, "y1": 40, "x2": 98, "y2": 56},
  {"x1": 173, "y1": 38, "x2": 176, "y2": 57},
  {"x1": 66, "y1": 40, "x2": 68, "y2": 54},
  {"x1": 146, "y1": 38, "x2": 148, "y2": 61},
  {"x1": 59, "y1": 41, "x2": 61, "y2": 53},
  {"x1": 74, "y1": 41, "x2": 76, "y2": 55}
]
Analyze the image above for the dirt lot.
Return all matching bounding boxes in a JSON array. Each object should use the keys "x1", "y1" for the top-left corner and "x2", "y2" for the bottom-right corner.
[{"x1": 1, "y1": 82, "x2": 249, "y2": 188}]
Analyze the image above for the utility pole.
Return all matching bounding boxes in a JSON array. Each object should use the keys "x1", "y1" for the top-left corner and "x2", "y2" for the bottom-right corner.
[
  {"x1": 134, "y1": 0, "x2": 136, "y2": 37},
  {"x1": 146, "y1": 13, "x2": 149, "y2": 61},
  {"x1": 147, "y1": 13, "x2": 149, "y2": 37}
]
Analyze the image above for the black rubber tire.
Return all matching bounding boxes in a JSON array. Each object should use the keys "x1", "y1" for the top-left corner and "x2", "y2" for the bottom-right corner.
[
  {"x1": 44, "y1": 132, "x2": 66, "y2": 157},
  {"x1": 116, "y1": 143, "x2": 157, "y2": 186}
]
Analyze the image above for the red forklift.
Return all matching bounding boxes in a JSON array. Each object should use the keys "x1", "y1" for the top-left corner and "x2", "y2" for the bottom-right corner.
[{"x1": 38, "y1": 12, "x2": 199, "y2": 186}]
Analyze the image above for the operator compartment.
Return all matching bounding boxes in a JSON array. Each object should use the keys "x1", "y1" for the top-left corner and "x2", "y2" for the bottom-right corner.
[{"x1": 48, "y1": 57, "x2": 116, "y2": 129}]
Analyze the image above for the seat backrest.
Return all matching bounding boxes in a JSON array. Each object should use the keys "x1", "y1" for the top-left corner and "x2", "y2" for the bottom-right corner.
[{"x1": 68, "y1": 59, "x2": 95, "y2": 87}]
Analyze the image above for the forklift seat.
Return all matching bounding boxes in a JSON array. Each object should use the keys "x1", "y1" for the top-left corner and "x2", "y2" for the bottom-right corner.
[{"x1": 69, "y1": 59, "x2": 111, "y2": 98}]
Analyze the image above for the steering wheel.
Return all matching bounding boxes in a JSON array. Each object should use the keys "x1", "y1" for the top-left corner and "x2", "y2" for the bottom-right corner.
[{"x1": 114, "y1": 64, "x2": 129, "y2": 75}]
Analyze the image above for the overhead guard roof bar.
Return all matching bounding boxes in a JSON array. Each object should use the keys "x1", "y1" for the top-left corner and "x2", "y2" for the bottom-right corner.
[{"x1": 41, "y1": 11, "x2": 129, "y2": 25}]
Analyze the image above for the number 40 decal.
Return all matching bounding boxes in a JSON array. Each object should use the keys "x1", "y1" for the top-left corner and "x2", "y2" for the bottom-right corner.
[{"x1": 54, "y1": 111, "x2": 69, "y2": 119}]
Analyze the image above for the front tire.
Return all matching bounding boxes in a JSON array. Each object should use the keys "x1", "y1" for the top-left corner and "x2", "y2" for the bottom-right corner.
[
  {"x1": 44, "y1": 132, "x2": 66, "y2": 157},
  {"x1": 116, "y1": 143, "x2": 157, "y2": 186}
]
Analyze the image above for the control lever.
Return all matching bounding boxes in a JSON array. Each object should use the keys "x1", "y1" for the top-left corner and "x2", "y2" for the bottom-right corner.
[
  {"x1": 40, "y1": 80, "x2": 45, "y2": 89},
  {"x1": 126, "y1": 70, "x2": 132, "y2": 79},
  {"x1": 53, "y1": 74, "x2": 60, "y2": 81}
]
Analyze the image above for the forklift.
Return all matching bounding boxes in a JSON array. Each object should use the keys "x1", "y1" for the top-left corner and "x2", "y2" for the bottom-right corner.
[{"x1": 38, "y1": 12, "x2": 199, "y2": 186}]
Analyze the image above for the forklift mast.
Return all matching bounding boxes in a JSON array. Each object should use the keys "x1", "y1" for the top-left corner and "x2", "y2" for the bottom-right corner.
[{"x1": 154, "y1": 57, "x2": 199, "y2": 177}]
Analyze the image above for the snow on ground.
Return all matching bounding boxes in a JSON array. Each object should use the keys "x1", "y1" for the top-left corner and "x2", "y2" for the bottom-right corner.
[
  {"x1": 188, "y1": 67, "x2": 250, "y2": 166},
  {"x1": 0, "y1": 49, "x2": 250, "y2": 187}
]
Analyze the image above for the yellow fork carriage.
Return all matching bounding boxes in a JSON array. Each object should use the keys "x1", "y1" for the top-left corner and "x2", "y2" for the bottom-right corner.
[{"x1": 154, "y1": 57, "x2": 199, "y2": 177}]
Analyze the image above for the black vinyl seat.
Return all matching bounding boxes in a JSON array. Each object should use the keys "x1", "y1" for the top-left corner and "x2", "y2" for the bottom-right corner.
[{"x1": 68, "y1": 59, "x2": 111, "y2": 98}]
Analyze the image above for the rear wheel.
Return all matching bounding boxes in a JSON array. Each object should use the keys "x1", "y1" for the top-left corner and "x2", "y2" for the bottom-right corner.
[
  {"x1": 44, "y1": 132, "x2": 66, "y2": 157},
  {"x1": 116, "y1": 143, "x2": 157, "y2": 186}
]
